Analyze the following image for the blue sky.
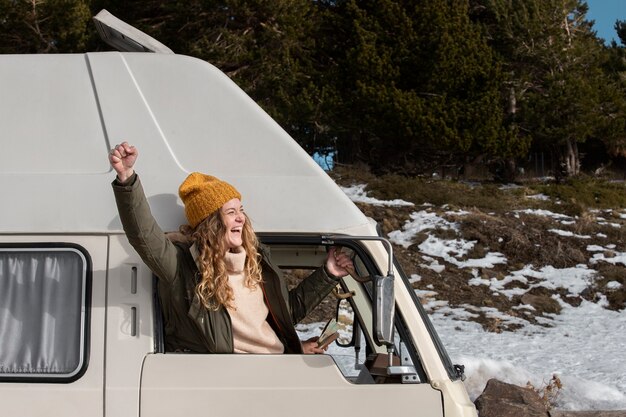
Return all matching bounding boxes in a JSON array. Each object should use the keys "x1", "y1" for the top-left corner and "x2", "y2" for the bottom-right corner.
[{"x1": 586, "y1": 0, "x2": 626, "y2": 44}]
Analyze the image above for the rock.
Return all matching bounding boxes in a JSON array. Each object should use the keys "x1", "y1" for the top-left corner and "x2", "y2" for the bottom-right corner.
[
  {"x1": 521, "y1": 293, "x2": 562, "y2": 314},
  {"x1": 475, "y1": 379, "x2": 548, "y2": 417},
  {"x1": 474, "y1": 379, "x2": 626, "y2": 417},
  {"x1": 561, "y1": 294, "x2": 583, "y2": 308}
]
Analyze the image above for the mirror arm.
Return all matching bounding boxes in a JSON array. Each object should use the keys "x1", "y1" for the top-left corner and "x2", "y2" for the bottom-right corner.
[
  {"x1": 332, "y1": 287, "x2": 356, "y2": 299},
  {"x1": 354, "y1": 320, "x2": 362, "y2": 369},
  {"x1": 348, "y1": 273, "x2": 371, "y2": 283}
]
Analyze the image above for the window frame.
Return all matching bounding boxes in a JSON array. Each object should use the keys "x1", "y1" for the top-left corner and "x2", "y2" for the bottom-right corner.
[
  {"x1": 148, "y1": 233, "x2": 444, "y2": 384},
  {"x1": 0, "y1": 243, "x2": 92, "y2": 383},
  {"x1": 259, "y1": 234, "x2": 430, "y2": 383}
]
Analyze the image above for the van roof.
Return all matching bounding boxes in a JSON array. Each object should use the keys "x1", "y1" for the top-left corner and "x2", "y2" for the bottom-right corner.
[{"x1": 0, "y1": 52, "x2": 369, "y2": 235}]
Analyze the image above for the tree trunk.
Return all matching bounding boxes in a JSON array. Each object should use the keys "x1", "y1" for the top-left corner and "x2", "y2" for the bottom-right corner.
[
  {"x1": 508, "y1": 87, "x2": 516, "y2": 115},
  {"x1": 559, "y1": 139, "x2": 580, "y2": 178},
  {"x1": 565, "y1": 138, "x2": 580, "y2": 176}
]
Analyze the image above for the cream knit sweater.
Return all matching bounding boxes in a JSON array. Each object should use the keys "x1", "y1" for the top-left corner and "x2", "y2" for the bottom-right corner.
[{"x1": 224, "y1": 249, "x2": 284, "y2": 354}]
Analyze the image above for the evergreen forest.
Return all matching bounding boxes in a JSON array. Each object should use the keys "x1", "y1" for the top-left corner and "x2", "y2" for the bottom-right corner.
[{"x1": 2, "y1": 0, "x2": 626, "y2": 181}]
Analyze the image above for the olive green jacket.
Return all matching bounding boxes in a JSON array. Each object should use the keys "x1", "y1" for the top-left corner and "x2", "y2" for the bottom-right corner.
[{"x1": 112, "y1": 174, "x2": 338, "y2": 354}]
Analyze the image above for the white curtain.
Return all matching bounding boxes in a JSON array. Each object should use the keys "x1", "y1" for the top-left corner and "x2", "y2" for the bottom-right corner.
[{"x1": 0, "y1": 249, "x2": 85, "y2": 377}]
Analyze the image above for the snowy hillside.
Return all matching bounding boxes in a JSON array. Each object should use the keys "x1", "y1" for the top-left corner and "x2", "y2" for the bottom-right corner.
[{"x1": 302, "y1": 180, "x2": 626, "y2": 411}]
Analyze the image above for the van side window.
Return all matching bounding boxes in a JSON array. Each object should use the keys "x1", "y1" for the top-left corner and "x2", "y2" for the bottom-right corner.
[
  {"x1": 281, "y1": 246, "x2": 427, "y2": 384},
  {"x1": 0, "y1": 245, "x2": 90, "y2": 382}
]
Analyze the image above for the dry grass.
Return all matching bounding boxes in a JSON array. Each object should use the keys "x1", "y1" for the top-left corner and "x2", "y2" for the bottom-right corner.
[
  {"x1": 459, "y1": 211, "x2": 589, "y2": 268},
  {"x1": 527, "y1": 375, "x2": 564, "y2": 411},
  {"x1": 531, "y1": 175, "x2": 626, "y2": 211}
]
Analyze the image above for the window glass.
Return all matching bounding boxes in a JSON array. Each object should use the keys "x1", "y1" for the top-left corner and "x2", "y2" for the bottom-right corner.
[
  {"x1": 285, "y1": 267, "x2": 366, "y2": 380},
  {"x1": 0, "y1": 247, "x2": 89, "y2": 381}
]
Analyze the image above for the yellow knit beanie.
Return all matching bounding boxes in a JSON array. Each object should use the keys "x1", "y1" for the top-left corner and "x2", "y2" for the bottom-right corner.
[{"x1": 178, "y1": 172, "x2": 242, "y2": 228}]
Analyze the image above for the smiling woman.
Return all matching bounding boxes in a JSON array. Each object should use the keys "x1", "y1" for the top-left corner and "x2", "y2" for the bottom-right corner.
[
  {"x1": 219, "y1": 198, "x2": 246, "y2": 250},
  {"x1": 108, "y1": 142, "x2": 354, "y2": 355}
]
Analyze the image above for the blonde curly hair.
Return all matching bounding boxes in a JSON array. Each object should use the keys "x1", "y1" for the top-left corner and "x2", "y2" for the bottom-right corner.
[{"x1": 182, "y1": 210, "x2": 263, "y2": 311}]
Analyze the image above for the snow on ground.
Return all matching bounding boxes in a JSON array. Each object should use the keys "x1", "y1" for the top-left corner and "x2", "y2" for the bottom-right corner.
[
  {"x1": 338, "y1": 184, "x2": 626, "y2": 411},
  {"x1": 339, "y1": 184, "x2": 414, "y2": 207},
  {"x1": 388, "y1": 210, "x2": 458, "y2": 248},
  {"x1": 527, "y1": 193, "x2": 551, "y2": 201},
  {"x1": 515, "y1": 208, "x2": 573, "y2": 221},
  {"x1": 419, "y1": 235, "x2": 508, "y2": 268},
  {"x1": 549, "y1": 229, "x2": 592, "y2": 239},
  {"x1": 432, "y1": 300, "x2": 626, "y2": 411},
  {"x1": 468, "y1": 264, "x2": 597, "y2": 299},
  {"x1": 588, "y1": 244, "x2": 626, "y2": 267}
]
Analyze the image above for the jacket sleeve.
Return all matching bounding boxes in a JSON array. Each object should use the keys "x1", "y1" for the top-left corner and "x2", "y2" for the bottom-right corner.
[
  {"x1": 288, "y1": 266, "x2": 339, "y2": 325},
  {"x1": 259, "y1": 244, "x2": 338, "y2": 324},
  {"x1": 112, "y1": 173, "x2": 179, "y2": 284}
]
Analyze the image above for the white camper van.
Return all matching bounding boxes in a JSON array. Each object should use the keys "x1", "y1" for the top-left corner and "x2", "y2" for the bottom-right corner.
[{"x1": 0, "y1": 11, "x2": 477, "y2": 417}]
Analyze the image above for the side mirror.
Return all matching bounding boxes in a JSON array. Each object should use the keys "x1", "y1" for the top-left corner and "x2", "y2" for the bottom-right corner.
[{"x1": 373, "y1": 274, "x2": 395, "y2": 346}]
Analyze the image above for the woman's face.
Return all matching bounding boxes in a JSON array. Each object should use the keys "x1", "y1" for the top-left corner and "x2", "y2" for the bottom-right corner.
[{"x1": 220, "y1": 198, "x2": 245, "y2": 250}]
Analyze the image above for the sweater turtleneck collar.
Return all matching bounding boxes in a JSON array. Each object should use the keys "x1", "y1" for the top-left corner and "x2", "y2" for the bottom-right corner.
[
  {"x1": 224, "y1": 247, "x2": 246, "y2": 273},
  {"x1": 189, "y1": 243, "x2": 247, "y2": 273}
]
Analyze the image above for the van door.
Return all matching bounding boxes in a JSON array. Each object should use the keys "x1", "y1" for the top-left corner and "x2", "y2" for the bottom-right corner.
[
  {"x1": 0, "y1": 236, "x2": 106, "y2": 417},
  {"x1": 139, "y1": 239, "x2": 444, "y2": 417},
  {"x1": 140, "y1": 354, "x2": 442, "y2": 417}
]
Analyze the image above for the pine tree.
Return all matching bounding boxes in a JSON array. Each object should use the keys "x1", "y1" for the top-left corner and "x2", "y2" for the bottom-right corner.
[
  {"x1": 0, "y1": 0, "x2": 91, "y2": 53},
  {"x1": 473, "y1": 0, "x2": 626, "y2": 179},
  {"x1": 315, "y1": 0, "x2": 522, "y2": 174},
  {"x1": 615, "y1": 20, "x2": 626, "y2": 47}
]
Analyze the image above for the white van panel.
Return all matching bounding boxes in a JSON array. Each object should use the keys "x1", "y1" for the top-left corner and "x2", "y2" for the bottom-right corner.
[
  {"x1": 120, "y1": 53, "x2": 320, "y2": 177},
  {"x1": 0, "y1": 52, "x2": 369, "y2": 236},
  {"x1": 0, "y1": 235, "x2": 106, "y2": 417},
  {"x1": 105, "y1": 235, "x2": 156, "y2": 417},
  {"x1": 0, "y1": 55, "x2": 108, "y2": 175},
  {"x1": 140, "y1": 354, "x2": 444, "y2": 417}
]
